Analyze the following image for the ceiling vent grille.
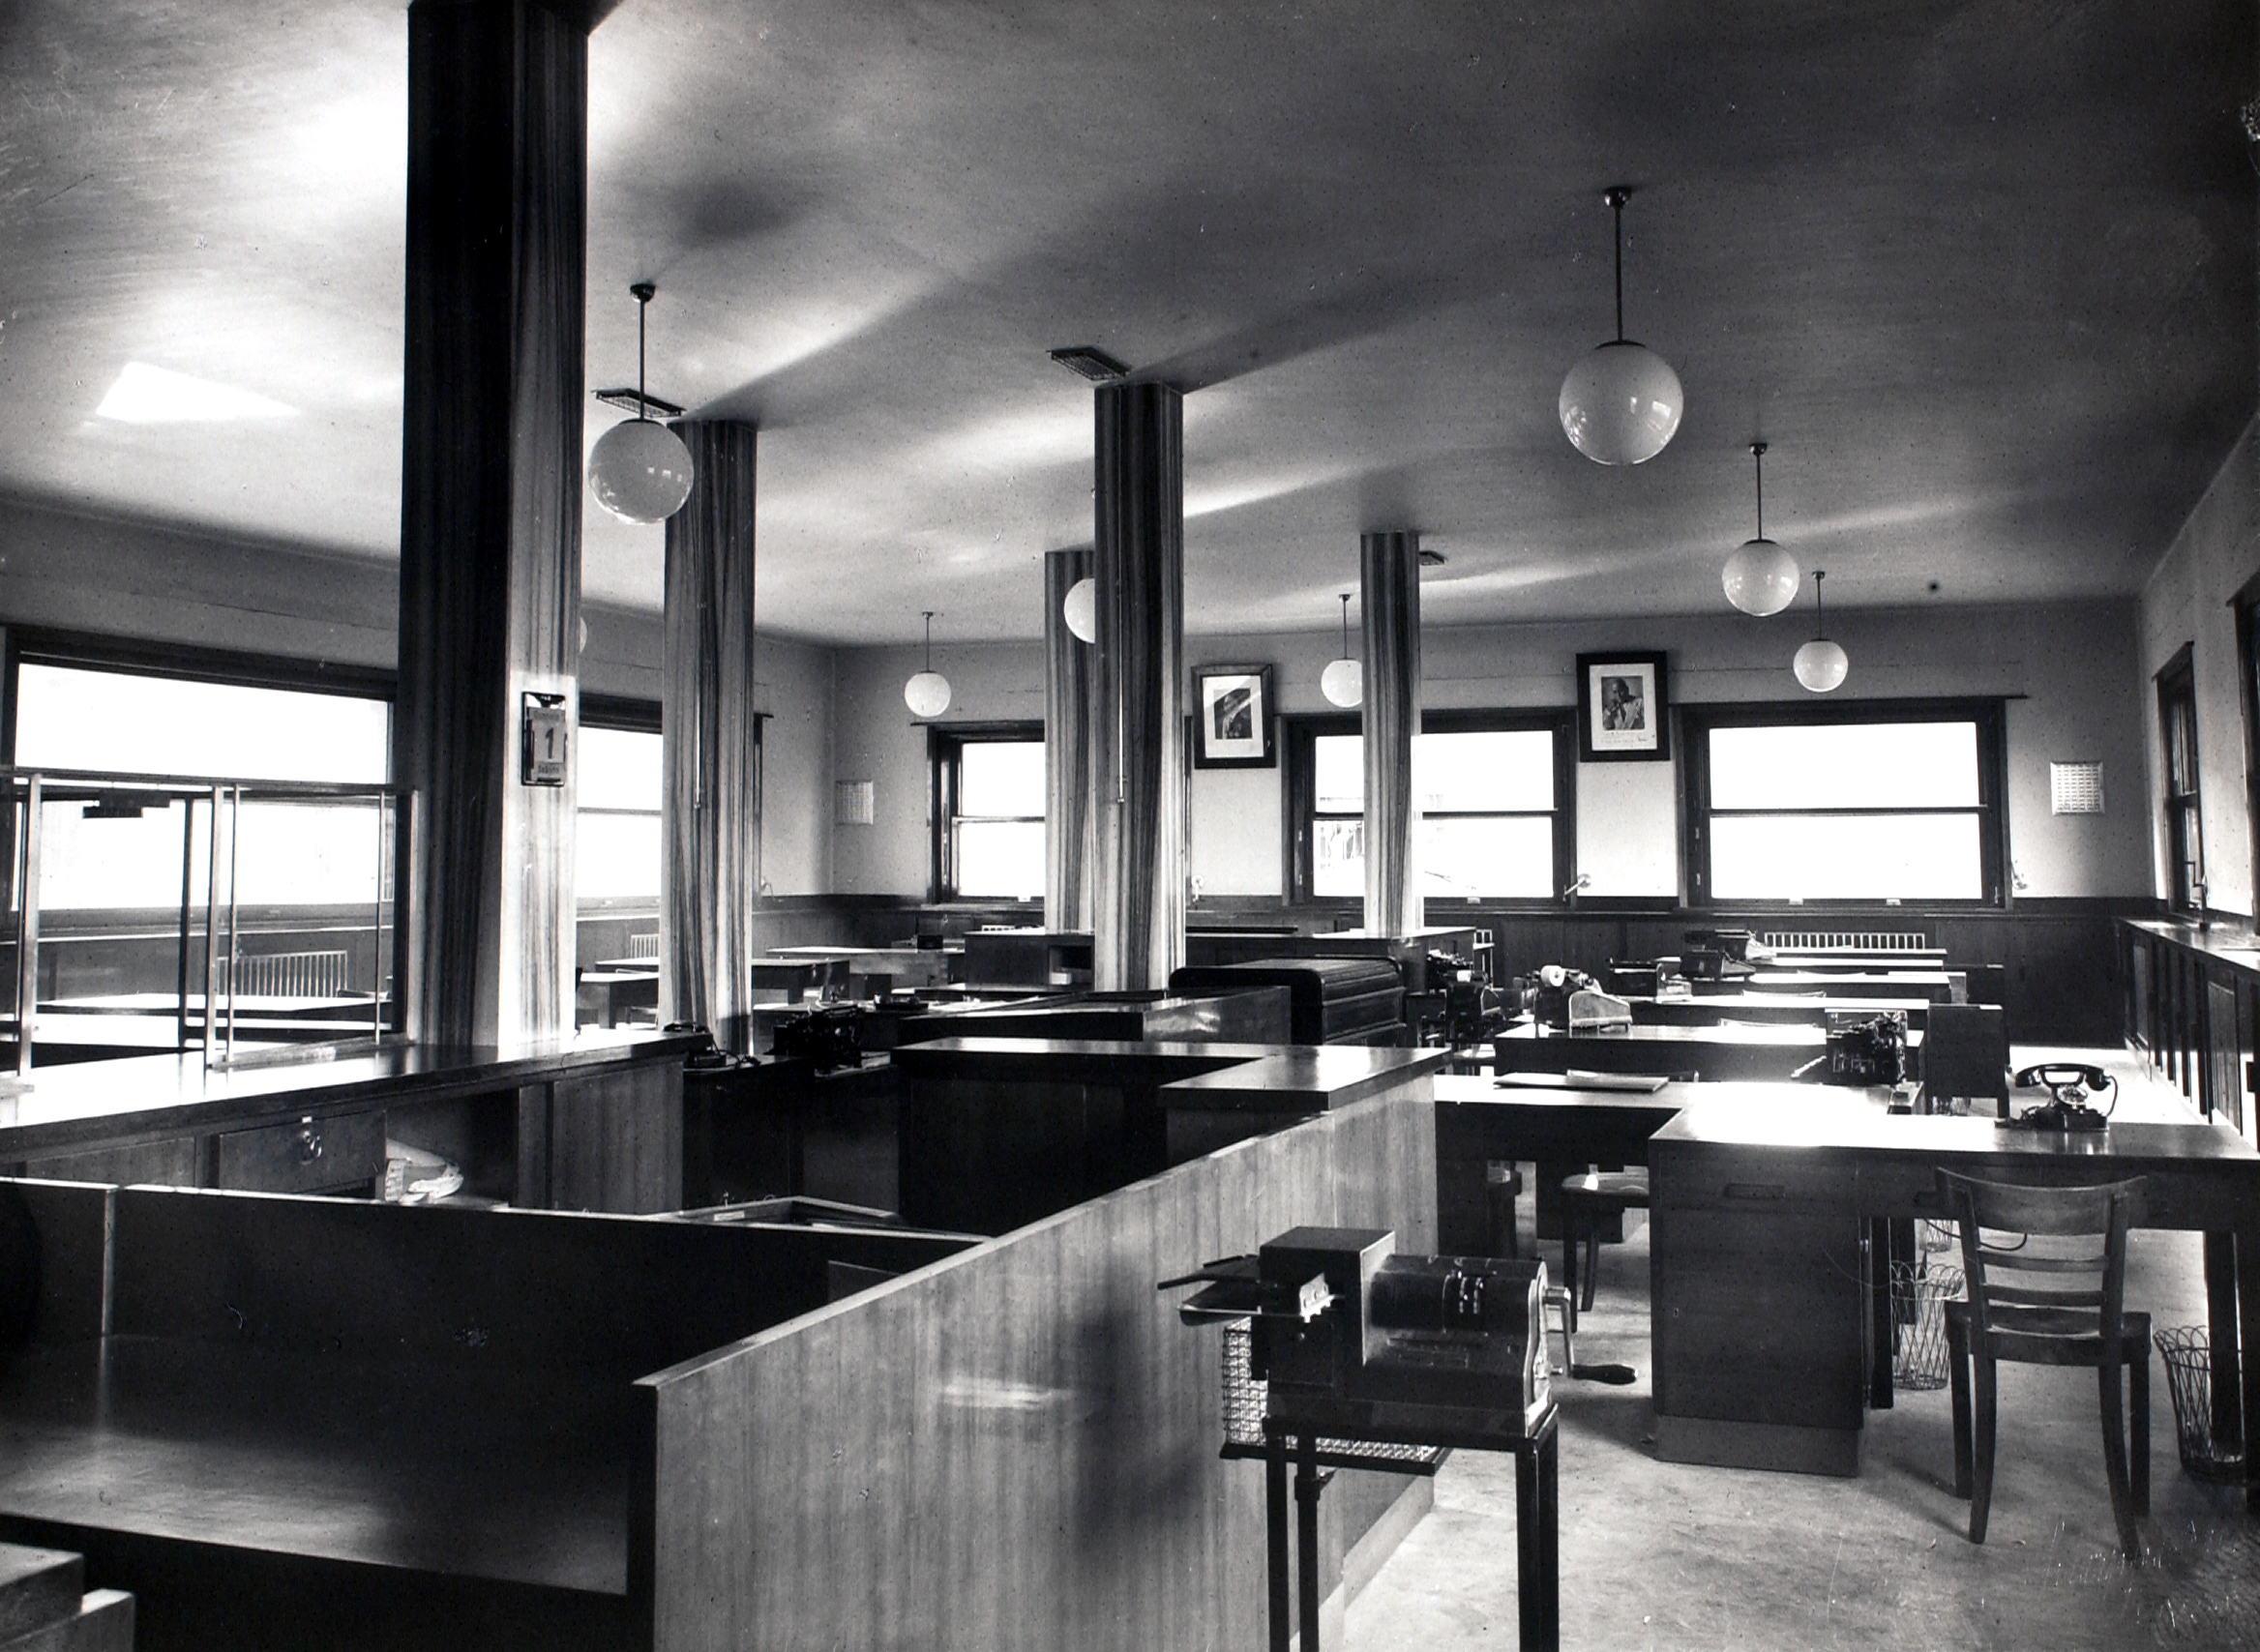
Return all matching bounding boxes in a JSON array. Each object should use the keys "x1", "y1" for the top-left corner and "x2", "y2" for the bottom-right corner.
[{"x1": 1048, "y1": 346, "x2": 1129, "y2": 382}]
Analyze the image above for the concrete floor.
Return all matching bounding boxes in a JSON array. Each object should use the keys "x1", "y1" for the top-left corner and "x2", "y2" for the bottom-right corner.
[{"x1": 1347, "y1": 1056, "x2": 2260, "y2": 1652}]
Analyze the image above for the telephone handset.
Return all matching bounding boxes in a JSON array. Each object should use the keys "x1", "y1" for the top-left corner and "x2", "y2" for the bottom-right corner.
[
  {"x1": 2012, "y1": 1063, "x2": 2110, "y2": 1094},
  {"x1": 2002, "y1": 1063, "x2": 2115, "y2": 1132}
]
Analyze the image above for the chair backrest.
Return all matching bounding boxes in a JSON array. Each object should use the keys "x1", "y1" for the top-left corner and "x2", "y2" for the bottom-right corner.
[
  {"x1": 1922, "y1": 1003, "x2": 2010, "y2": 1111},
  {"x1": 1936, "y1": 1170, "x2": 2147, "y2": 1358}
]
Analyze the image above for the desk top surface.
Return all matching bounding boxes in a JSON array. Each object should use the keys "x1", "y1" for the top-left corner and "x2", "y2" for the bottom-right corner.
[
  {"x1": 0, "y1": 1339, "x2": 630, "y2": 1594},
  {"x1": 2123, "y1": 917, "x2": 2260, "y2": 973},
  {"x1": 894, "y1": 1036, "x2": 1447, "y2": 1109},
  {"x1": 0, "y1": 1028, "x2": 699, "y2": 1154},
  {"x1": 1502, "y1": 1021, "x2": 1832, "y2": 1047},
  {"x1": 1648, "y1": 1085, "x2": 2253, "y2": 1168}
]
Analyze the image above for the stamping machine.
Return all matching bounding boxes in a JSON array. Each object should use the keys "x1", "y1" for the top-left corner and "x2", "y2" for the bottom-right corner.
[{"x1": 1163, "y1": 1227, "x2": 1561, "y2": 1652}]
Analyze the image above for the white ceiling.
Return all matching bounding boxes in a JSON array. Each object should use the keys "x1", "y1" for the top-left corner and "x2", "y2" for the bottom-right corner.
[{"x1": 1, "y1": 0, "x2": 2252, "y2": 645}]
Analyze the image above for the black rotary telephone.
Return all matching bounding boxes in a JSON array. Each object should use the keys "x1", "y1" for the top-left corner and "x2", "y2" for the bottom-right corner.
[{"x1": 2001, "y1": 1063, "x2": 2115, "y2": 1132}]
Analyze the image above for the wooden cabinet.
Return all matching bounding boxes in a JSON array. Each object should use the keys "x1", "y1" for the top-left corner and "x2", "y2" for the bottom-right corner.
[{"x1": 1650, "y1": 1140, "x2": 1871, "y2": 1474}]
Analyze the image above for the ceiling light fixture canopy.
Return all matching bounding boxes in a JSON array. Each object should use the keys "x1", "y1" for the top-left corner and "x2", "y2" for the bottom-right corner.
[
  {"x1": 1721, "y1": 441, "x2": 1800, "y2": 616},
  {"x1": 1793, "y1": 569, "x2": 1850, "y2": 693},
  {"x1": 1049, "y1": 345, "x2": 1129, "y2": 383},
  {"x1": 1321, "y1": 592, "x2": 1363, "y2": 708},
  {"x1": 1559, "y1": 187, "x2": 1684, "y2": 466},
  {"x1": 904, "y1": 610, "x2": 953, "y2": 718},
  {"x1": 587, "y1": 282, "x2": 695, "y2": 524},
  {"x1": 1063, "y1": 575, "x2": 1096, "y2": 642}
]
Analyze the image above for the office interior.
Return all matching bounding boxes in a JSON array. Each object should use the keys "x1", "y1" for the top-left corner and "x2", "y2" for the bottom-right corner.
[{"x1": 0, "y1": 2, "x2": 2258, "y2": 1649}]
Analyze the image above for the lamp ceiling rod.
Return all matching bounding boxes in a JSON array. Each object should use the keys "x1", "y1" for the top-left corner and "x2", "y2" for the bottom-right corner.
[
  {"x1": 630, "y1": 280, "x2": 656, "y2": 420},
  {"x1": 1339, "y1": 592, "x2": 1353, "y2": 656},
  {"x1": 1606, "y1": 186, "x2": 1629, "y2": 342},
  {"x1": 921, "y1": 609, "x2": 935, "y2": 670},
  {"x1": 1752, "y1": 441, "x2": 1767, "y2": 541},
  {"x1": 1812, "y1": 569, "x2": 1827, "y2": 638}
]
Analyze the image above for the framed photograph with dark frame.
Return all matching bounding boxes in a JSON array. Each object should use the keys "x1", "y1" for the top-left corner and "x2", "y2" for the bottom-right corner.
[
  {"x1": 1576, "y1": 651, "x2": 1670, "y2": 762},
  {"x1": 1192, "y1": 664, "x2": 1277, "y2": 769}
]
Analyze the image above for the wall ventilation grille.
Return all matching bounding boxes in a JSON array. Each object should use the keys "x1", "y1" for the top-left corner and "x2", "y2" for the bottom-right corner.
[
  {"x1": 2050, "y1": 761, "x2": 2104, "y2": 815},
  {"x1": 835, "y1": 781, "x2": 875, "y2": 826}
]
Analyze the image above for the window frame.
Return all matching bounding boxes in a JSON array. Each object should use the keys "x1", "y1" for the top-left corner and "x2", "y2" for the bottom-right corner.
[
  {"x1": 576, "y1": 695, "x2": 669, "y2": 909},
  {"x1": 1282, "y1": 707, "x2": 1577, "y2": 906},
  {"x1": 1680, "y1": 696, "x2": 2008, "y2": 909},
  {"x1": 2156, "y1": 644, "x2": 2205, "y2": 914},
  {"x1": 929, "y1": 721, "x2": 1045, "y2": 902}
]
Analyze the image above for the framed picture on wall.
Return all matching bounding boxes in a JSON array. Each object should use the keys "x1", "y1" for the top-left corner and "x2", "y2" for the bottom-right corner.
[
  {"x1": 1192, "y1": 664, "x2": 1277, "y2": 769},
  {"x1": 1576, "y1": 651, "x2": 1670, "y2": 761}
]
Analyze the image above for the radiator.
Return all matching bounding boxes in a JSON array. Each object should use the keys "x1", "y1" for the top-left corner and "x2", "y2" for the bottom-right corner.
[
  {"x1": 1761, "y1": 930, "x2": 1928, "y2": 953},
  {"x1": 221, "y1": 950, "x2": 349, "y2": 997}
]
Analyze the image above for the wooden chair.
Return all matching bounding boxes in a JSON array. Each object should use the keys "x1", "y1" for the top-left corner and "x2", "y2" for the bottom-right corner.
[
  {"x1": 1559, "y1": 1167, "x2": 1650, "y2": 1316},
  {"x1": 1936, "y1": 1170, "x2": 2151, "y2": 1559}
]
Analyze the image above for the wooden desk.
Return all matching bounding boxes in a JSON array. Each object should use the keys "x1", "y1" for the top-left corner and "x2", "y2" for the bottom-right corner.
[
  {"x1": 1761, "y1": 951, "x2": 1949, "y2": 971},
  {"x1": 577, "y1": 969, "x2": 658, "y2": 1028},
  {"x1": 767, "y1": 944, "x2": 952, "y2": 993},
  {"x1": 1495, "y1": 1021, "x2": 1919, "y2": 1083},
  {"x1": 1647, "y1": 1088, "x2": 2260, "y2": 1507},
  {"x1": 747, "y1": 955, "x2": 850, "y2": 1003},
  {"x1": 1734, "y1": 970, "x2": 1956, "y2": 1001},
  {"x1": 1631, "y1": 992, "x2": 1927, "y2": 1029}
]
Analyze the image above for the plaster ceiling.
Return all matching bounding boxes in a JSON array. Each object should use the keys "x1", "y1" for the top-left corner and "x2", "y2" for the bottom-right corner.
[{"x1": 0, "y1": 0, "x2": 2252, "y2": 645}]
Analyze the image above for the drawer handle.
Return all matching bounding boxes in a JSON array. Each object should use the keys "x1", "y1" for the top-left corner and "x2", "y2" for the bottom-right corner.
[
  {"x1": 296, "y1": 1121, "x2": 324, "y2": 1164},
  {"x1": 1723, "y1": 1182, "x2": 1786, "y2": 1202}
]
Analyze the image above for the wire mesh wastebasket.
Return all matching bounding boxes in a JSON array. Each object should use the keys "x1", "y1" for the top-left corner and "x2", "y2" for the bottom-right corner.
[
  {"x1": 1217, "y1": 1320, "x2": 1446, "y2": 1471},
  {"x1": 1889, "y1": 1260, "x2": 1963, "y2": 1392},
  {"x1": 2155, "y1": 1325, "x2": 2247, "y2": 1484}
]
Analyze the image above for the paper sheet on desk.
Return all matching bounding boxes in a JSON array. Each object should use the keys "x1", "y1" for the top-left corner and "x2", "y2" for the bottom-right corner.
[{"x1": 1494, "y1": 1071, "x2": 1670, "y2": 1093}]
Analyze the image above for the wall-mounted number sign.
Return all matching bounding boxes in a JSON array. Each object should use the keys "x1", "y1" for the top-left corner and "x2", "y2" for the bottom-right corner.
[{"x1": 521, "y1": 693, "x2": 570, "y2": 786}]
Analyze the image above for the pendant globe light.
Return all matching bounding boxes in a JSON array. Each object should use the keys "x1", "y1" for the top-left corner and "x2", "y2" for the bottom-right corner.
[
  {"x1": 587, "y1": 282, "x2": 696, "y2": 524},
  {"x1": 1721, "y1": 441, "x2": 1800, "y2": 616},
  {"x1": 1320, "y1": 592, "x2": 1363, "y2": 708},
  {"x1": 904, "y1": 611, "x2": 953, "y2": 718},
  {"x1": 1792, "y1": 569, "x2": 1850, "y2": 693},
  {"x1": 1062, "y1": 576, "x2": 1096, "y2": 643},
  {"x1": 1558, "y1": 188, "x2": 1684, "y2": 466}
]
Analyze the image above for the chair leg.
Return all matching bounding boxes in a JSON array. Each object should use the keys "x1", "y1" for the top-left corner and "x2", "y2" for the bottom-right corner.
[
  {"x1": 2097, "y1": 1358, "x2": 2140, "y2": 1561},
  {"x1": 1946, "y1": 1313, "x2": 1973, "y2": 1499},
  {"x1": 1580, "y1": 1217, "x2": 1601, "y2": 1313},
  {"x1": 1969, "y1": 1355, "x2": 1997, "y2": 1545},
  {"x1": 2129, "y1": 1343, "x2": 2151, "y2": 1518},
  {"x1": 1560, "y1": 1220, "x2": 1579, "y2": 1327}
]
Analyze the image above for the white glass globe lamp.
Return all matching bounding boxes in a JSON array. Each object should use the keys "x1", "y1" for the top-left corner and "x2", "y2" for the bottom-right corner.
[
  {"x1": 1720, "y1": 443, "x2": 1799, "y2": 616},
  {"x1": 588, "y1": 417, "x2": 695, "y2": 523},
  {"x1": 1320, "y1": 593, "x2": 1363, "y2": 708},
  {"x1": 1792, "y1": 571, "x2": 1849, "y2": 693},
  {"x1": 1062, "y1": 576, "x2": 1096, "y2": 643},
  {"x1": 904, "y1": 611, "x2": 952, "y2": 718},
  {"x1": 1794, "y1": 639, "x2": 1849, "y2": 693},
  {"x1": 588, "y1": 281, "x2": 696, "y2": 523},
  {"x1": 1559, "y1": 188, "x2": 1683, "y2": 466}
]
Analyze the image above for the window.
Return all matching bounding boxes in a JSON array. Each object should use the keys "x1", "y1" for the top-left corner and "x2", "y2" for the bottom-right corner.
[
  {"x1": 577, "y1": 716, "x2": 664, "y2": 904},
  {"x1": 2157, "y1": 645, "x2": 2204, "y2": 912},
  {"x1": 931, "y1": 724, "x2": 1045, "y2": 900},
  {"x1": 1287, "y1": 711, "x2": 1574, "y2": 902},
  {"x1": 1682, "y1": 700, "x2": 2006, "y2": 905},
  {"x1": 11, "y1": 656, "x2": 394, "y2": 913}
]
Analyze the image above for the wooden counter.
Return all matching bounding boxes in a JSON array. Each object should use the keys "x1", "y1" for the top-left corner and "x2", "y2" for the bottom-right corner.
[
  {"x1": 0, "y1": 1029, "x2": 701, "y2": 1214},
  {"x1": 2121, "y1": 917, "x2": 2260, "y2": 1136}
]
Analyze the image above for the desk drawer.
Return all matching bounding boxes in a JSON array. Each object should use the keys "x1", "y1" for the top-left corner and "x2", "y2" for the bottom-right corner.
[
  {"x1": 216, "y1": 1110, "x2": 384, "y2": 1195},
  {"x1": 1653, "y1": 1151, "x2": 1856, "y2": 1214}
]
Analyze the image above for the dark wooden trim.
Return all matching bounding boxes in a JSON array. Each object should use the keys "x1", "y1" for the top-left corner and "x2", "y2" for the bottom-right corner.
[
  {"x1": 2156, "y1": 642, "x2": 2203, "y2": 914},
  {"x1": 581, "y1": 693, "x2": 663, "y2": 733},
  {"x1": 2236, "y1": 590, "x2": 2260, "y2": 920},
  {"x1": 5, "y1": 624, "x2": 397, "y2": 702}
]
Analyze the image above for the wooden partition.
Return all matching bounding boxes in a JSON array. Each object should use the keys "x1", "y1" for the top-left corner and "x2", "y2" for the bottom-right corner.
[
  {"x1": 638, "y1": 1083, "x2": 1437, "y2": 1651},
  {"x1": 0, "y1": 1181, "x2": 977, "y2": 1651}
]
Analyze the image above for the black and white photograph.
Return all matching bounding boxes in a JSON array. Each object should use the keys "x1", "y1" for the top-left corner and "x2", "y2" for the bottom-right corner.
[
  {"x1": 1577, "y1": 650, "x2": 1670, "y2": 761},
  {"x1": 1191, "y1": 663, "x2": 1277, "y2": 768},
  {"x1": 0, "y1": 2, "x2": 2254, "y2": 1648}
]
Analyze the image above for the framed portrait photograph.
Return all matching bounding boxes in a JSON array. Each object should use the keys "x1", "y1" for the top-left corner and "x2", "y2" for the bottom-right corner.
[
  {"x1": 1191, "y1": 664, "x2": 1277, "y2": 769},
  {"x1": 1576, "y1": 651, "x2": 1670, "y2": 762}
]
